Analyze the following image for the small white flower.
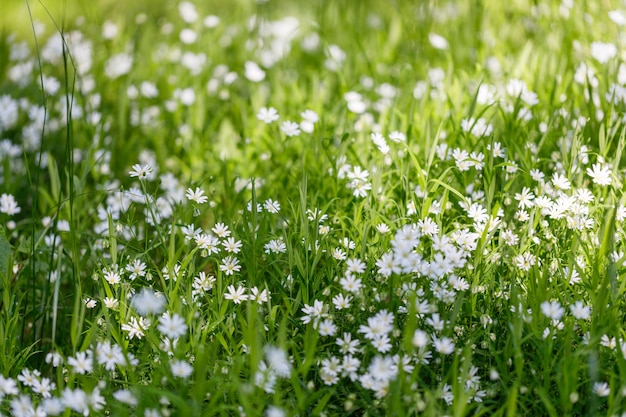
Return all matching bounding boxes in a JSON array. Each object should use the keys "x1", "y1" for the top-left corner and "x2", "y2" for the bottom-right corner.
[
  {"x1": 204, "y1": 15, "x2": 220, "y2": 28},
  {"x1": 265, "y1": 345, "x2": 292, "y2": 378},
  {"x1": 0, "y1": 193, "x2": 21, "y2": 215},
  {"x1": 104, "y1": 296, "x2": 120, "y2": 308},
  {"x1": 224, "y1": 285, "x2": 248, "y2": 303},
  {"x1": 551, "y1": 173, "x2": 571, "y2": 190},
  {"x1": 211, "y1": 222, "x2": 230, "y2": 238},
  {"x1": 265, "y1": 405, "x2": 286, "y2": 417},
  {"x1": 102, "y1": 21, "x2": 119, "y2": 39},
  {"x1": 170, "y1": 359, "x2": 193, "y2": 378},
  {"x1": 569, "y1": 301, "x2": 591, "y2": 320},
  {"x1": 609, "y1": 10, "x2": 626, "y2": 25},
  {"x1": 84, "y1": 298, "x2": 97, "y2": 309},
  {"x1": 318, "y1": 319, "x2": 337, "y2": 337},
  {"x1": 376, "y1": 223, "x2": 390, "y2": 234},
  {"x1": 179, "y1": 28, "x2": 198, "y2": 44},
  {"x1": 591, "y1": 41, "x2": 617, "y2": 64},
  {"x1": 301, "y1": 109, "x2": 319, "y2": 123},
  {"x1": 433, "y1": 336, "x2": 455, "y2": 355},
  {"x1": 412, "y1": 330, "x2": 429, "y2": 348},
  {"x1": 67, "y1": 351, "x2": 93, "y2": 375},
  {"x1": 113, "y1": 389, "x2": 138, "y2": 406},
  {"x1": 178, "y1": 1, "x2": 198, "y2": 23},
  {"x1": 592, "y1": 381, "x2": 610, "y2": 397},
  {"x1": 264, "y1": 199, "x2": 281, "y2": 213},
  {"x1": 220, "y1": 256, "x2": 241, "y2": 275},
  {"x1": 121, "y1": 317, "x2": 150, "y2": 339},
  {"x1": 129, "y1": 164, "x2": 153, "y2": 180},
  {"x1": 132, "y1": 288, "x2": 166, "y2": 316},
  {"x1": 185, "y1": 187, "x2": 208, "y2": 204},
  {"x1": 428, "y1": 33, "x2": 449, "y2": 50},
  {"x1": 250, "y1": 286, "x2": 269, "y2": 304},
  {"x1": 158, "y1": 312, "x2": 188, "y2": 339},
  {"x1": 245, "y1": 61, "x2": 266, "y2": 82},
  {"x1": 388, "y1": 131, "x2": 406, "y2": 143},
  {"x1": 541, "y1": 301, "x2": 564, "y2": 321},
  {"x1": 586, "y1": 163, "x2": 612, "y2": 186},
  {"x1": 105, "y1": 53, "x2": 133, "y2": 79},
  {"x1": 281, "y1": 121, "x2": 300, "y2": 137},
  {"x1": 257, "y1": 107, "x2": 279, "y2": 123}
]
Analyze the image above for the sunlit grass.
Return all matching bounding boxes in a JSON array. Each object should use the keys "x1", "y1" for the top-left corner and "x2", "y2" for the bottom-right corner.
[{"x1": 2, "y1": 0, "x2": 626, "y2": 416}]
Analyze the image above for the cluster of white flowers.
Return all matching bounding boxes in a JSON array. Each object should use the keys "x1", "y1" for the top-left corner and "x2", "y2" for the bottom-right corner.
[{"x1": 4, "y1": 1, "x2": 626, "y2": 415}]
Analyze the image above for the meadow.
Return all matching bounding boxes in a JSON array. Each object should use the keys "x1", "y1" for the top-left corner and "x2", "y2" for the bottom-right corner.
[{"x1": 2, "y1": 0, "x2": 626, "y2": 415}]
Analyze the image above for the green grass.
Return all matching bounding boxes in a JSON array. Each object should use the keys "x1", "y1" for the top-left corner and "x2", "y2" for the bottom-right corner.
[{"x1": 2, "y1": 0, "x2": 626, "y2": 415}]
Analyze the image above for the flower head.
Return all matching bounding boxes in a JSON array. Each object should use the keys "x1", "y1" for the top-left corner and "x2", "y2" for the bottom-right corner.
[
  {"x1": 132, "y1": 288, "x2": 166, "y2": 316},
  {"x1": 186, "y1": 187, "x2": 208, "y2": 204},
  {"x1": 129, "y1": 164, "x2": 153, "y2": 180},
  {"x1": 158, "y1": 312, "x2": 188, "y2": 339}
]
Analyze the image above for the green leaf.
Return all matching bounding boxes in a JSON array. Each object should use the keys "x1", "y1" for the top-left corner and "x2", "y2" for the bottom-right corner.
[
  {"x1": 0, "y1": 229, "x2": 11, "y2": 280},
  {"x1": 535, "y1": 387, "x2": 558, "y2": 417}
]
